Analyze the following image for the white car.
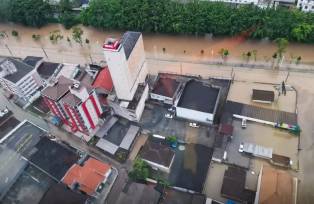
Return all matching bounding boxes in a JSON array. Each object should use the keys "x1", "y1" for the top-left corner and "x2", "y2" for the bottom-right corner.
[
  {"x1": 239, "y1": 143, "x2": 244, "y2": 152},
  {"x1": 241, "y1": 119, "x2": 247, "y2": 129},
  {"x1": 189, "y1": 122, "x2": 200, "y2": 128},
  {"x1": 168, "y1": 107, "x2": 175, "y2": 112},
  {"x1": 165, "y1": 113, "x2": 173, "y2": 119}
]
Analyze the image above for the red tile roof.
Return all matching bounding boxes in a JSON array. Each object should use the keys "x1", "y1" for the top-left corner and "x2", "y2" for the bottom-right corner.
[
  {"x1": 92, "y1": 67, "x2": 113, "y2": 92},
  {"x1": 62, "y1": 158, "x2": 111, "y2": 196}
]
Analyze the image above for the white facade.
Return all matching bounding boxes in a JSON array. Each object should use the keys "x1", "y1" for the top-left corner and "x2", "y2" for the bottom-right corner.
[
  {"x1": 142, "y1": 154, "x2": 175, "y2": 173},
  {"x1": 103, "y1": 34, "x2": 147, "y2": 101},
  {"x1": 150, "y1": 93, "x2": 174, "y2": 105},
  {"x1": 298, "y1": 0, "x2": 314, "y2": 12},
  {"x1": 0, "y1": 69, "x2": 43, "y2": 101},
  {"x1": 176, "y1": 107, "x2": 214, "y2": 124}
]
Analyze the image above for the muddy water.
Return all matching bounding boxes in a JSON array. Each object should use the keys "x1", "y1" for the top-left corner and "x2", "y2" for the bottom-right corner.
[{"x1": 0, "y1": 23, "x2": 314, "y2": 64}]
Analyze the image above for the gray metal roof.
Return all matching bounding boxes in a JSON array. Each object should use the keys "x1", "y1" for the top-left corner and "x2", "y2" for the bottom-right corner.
[
  {"x1": 120, "y1": 125, "x2": 139, "y2": 150},
  {"x1": 0, "y1": 58, "x2": 35, "y2": 83},
  {"x1": 96, "y1": 139, "x2": 119, "y2": 155},
  {"x1": 95, "y1": 116, "x2": 118, "y2": 138},
  {"x1": 121, "y1": 31, "x2": 141, "y2": 60},
  {"x1": 243, "y1": 142, "x2": 273, "y2": 159},
  {"x1": 177, "y1": 80, "x2": 220, "y2": 113},
  {"x1": 23, "y1": 56, "x2": 43, "y2": 67},
  {"x1": 0, "y1": 145, "x2": 27, "y2": 200}
]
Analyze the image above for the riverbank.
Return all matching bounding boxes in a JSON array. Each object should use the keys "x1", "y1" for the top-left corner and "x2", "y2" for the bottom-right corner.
[{"x1": 0, "y1": 23, "x2": 314, "y2": 65}]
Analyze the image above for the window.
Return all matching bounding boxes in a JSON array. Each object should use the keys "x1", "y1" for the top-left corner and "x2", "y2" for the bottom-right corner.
[{"x1": 305, "y1": 5, "x2": 308, "y2": 8}]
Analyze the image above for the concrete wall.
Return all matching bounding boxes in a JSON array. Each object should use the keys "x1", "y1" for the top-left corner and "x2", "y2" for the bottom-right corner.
[
  {"x1": 176, "y1": 106, "x2": 214, "y2": 124},
  {"x1": 135, "y1": 84, "x2": 149, "y2": 121},
  {"x1": 150, "y1": 93, "x2": 173, "y2": 105}
]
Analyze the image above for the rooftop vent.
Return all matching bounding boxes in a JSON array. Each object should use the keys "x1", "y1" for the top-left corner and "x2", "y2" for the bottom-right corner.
[
  {"x1": 0, "y1": 60, "x2": 17, "y2": 75},
  {"x1": 73, "y1": 82, "x2": 80, "y2": 89}
]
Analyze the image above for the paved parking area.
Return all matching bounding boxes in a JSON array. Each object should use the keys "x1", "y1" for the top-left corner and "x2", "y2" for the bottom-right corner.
[
  {"x1": 140, "y1": 102, "x2": 215, "y2": 147},
  {"x1": 226, "y1": 120, "x2": 298, "y2": 169}
]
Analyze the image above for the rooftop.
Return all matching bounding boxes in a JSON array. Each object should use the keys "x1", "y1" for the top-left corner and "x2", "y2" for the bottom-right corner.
[
  {"x1": 41, "y1": 76, "x2": 73, "y2": 101},
  {"x1": 168, "y1": 144, "x2": 213, "y2": 192},
  {"x1": 61, "y1": 91, "x2": 82, "y2": 106},
  {"x1": 0, "y1": 121, "x2": 46, "y2": 157},
  {"x1": 0, "y1": 58, "x2": 35, "y2": 83},
  {"x1": 2, "y1": 164, "x2": 56, "y2": 204},
  {"x1": 62, "y1": 158, "x2": 111, "y2": 196},
  {"x1": 121, "y1": 31, "x2": 141, "y2": 59},
  {"x1": 161, "y1": 188, "x2": 206, "y2": 204},
  {"x1": 152, "y1": 76, "x2": 180, "y2": 98},
  {"x1": 140, "y1": 140, "x2": 175, "y2": 167},
  {"x1": 23, "y1": 56, "x2": 43, "y2": 67},
  {"x1": 127, "y1": 84, "x2": 146, "y2": 110},
  {"x1": 258, "y1": 166, "x2": 295, "y2": 204},
  {"x1": 116, "y1": 182, "x2": 160, "y2": 204},
  {"x1": 252, "y1": 89, "x2": 275, "y2": 102},
  {"x1": 28, "y1": 137, "x2": 79, "y2": 181},
  {"x1": 0, "y1": 145, "x2": 27, "y2": 200},
  {"x1": 0, "y1": 117, "x2": 20, "y2": 140},
  {"x1": 39, "y1": 183, "x2": 88, "y2": 204},
  {"x1": 92, "y1": 67, "x2": 114, "y2": 93},
  {"x1": 221, "y1": 166, "x2": 255, "y2": 203},
  {"x1": 37, "y1": 61, "x2": 61, "y2": 80},
  {"x1": 177, "y1": 80, "x2": 220, "y2": 113},
  {"x1": 96, "y1": 117, "x2": 139, "y2": 154}
]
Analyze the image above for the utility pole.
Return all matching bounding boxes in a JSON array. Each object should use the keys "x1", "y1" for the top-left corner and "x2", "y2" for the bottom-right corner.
[{"x1": 5, "y1": 44, "x2": 13, "y2": 56}]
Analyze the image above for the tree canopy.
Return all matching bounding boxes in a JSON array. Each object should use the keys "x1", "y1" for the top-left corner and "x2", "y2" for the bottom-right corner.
[
  {"x1": 0, "y1": 0, "x2": 313, "y2": 43},
  {"x1": 8, "y1": 0, "x2": 53, "y2": 27},
  {"x1": 81, "y1": 0, "x2": 314, "y2": 43}
]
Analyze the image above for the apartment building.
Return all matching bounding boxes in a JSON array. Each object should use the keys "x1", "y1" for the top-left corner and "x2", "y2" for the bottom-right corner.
[
  {"x1": 297, "y1": 0, "x2": 314, "y2": 12},
  {"x1": 0, "y1": 58, "x2": 44, "y2": 103},
  {"x1": 42, "y1": 76, "x2": 103, "y2": 139},
  {"x1": 103, "y1": 31, "x2": 149, "y2": 122}
]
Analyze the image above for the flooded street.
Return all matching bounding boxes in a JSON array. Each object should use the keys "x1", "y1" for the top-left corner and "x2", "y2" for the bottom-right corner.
[
  {"x1": 0, "y1": 23, "x2": 314, "y2": 65},
  {"x1": 0, "y1": 23, "x2": 314, "y2": 203}
]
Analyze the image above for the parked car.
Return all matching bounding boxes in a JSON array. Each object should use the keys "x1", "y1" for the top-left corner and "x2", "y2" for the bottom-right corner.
[
  {"x1": 168, "y1": 107, "x2": 176, "y2": 112},
  {"x1": 239, "y1": 143, "x2": 244, "y2": 152},
  {"x1": 165, "y1": 113, "x2": 173, "y2": 119},
  {"x1": 189, "y1": 122, "x2": 200, "y2": 128},
  {"x1": 241, "y1": 119, "x2": 247, "y2": 129}
]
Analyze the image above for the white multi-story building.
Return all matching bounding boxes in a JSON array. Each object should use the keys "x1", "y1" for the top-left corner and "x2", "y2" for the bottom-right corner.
[
  {"x1": 0, "y1": 58, "x2": 44, "y2": 103},
  {"x1": 207, "y1": 0, "x2": 259, "y2": 5},
  {"x1": 297, "y1": 0, "x2": 314, "y2": 12},
  {"x1": 103, "y1": 31, "x2": 149, "y2": 121}
]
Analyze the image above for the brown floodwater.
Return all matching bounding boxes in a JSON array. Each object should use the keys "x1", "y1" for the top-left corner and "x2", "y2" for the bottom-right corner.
[{"x1": 0, "y1": 23, "x2": 313, "y2": 64}]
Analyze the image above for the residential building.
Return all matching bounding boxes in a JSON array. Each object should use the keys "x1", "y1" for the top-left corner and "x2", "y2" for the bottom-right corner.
[
  {"x1": 103, "y1": 31, "x2": 149, "y2": 121},
  {"x1": 42, "y1": 76, "x2": 103, "y2": 139},
  {"x1": 0, "y1": 58, "x2": 44, "y2": 103},
  {"x1": 139, "y1": 140, "x2": 175, "y2": 173},
  {"x1": 254, "y1": 165, "x2": 297, "y2": 204},
  {"x1": 116, "y1": 182, "x2": 161, "y2": 204},
  {"x1": 62, "y1": 158, "x2": 112, "y2": 197},
  {"x1": 297, "y1": 0, "x2": 314, "y2": 12},
  {"x1": 150, "y1": 74, "x2": 181, "y2": 105}
]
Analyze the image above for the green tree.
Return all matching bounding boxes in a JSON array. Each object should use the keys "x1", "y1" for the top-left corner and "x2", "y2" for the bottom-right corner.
[
  {"x1": 128, "y1": 158, "x2": 150, "y2": 181},
  {"x1": 0, "y1": 0, "x2": 10, "y2": 22},
  {"x1": 291, "y1": 24, "x2": 314, "y2": 42},
  {"x1": 72, "y1": 26, "x2": 83, "y2": 45},
  {"x1": 32, "y1": 34, "x2": 41, "y2": 41},
  {"x1": 9, "y1": 0, "x2": 52, "y2": 27},
  {"x1": 59, "y1": 0, "x2": 79, "y2": 29},
  {"x1": 274, "y1": 38, "x2": 288, "y2": 60},
  {"x1": 11, "y1": 30, "x2": 18, "y2": 37},
  {"x1": 49, "y1": 30, "x2": 63, "y2": 44}
]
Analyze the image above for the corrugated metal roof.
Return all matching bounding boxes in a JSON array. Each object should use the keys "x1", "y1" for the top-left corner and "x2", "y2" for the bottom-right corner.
[
  {"x1": 96, "y1": 139, "x2": 118, "y2": 155},
  {"x1": 243, "y1": 143, "x2": 273, "y2": 159},
  {"x1": 120, "y1": 125, "x2": 139, "y2": 150}
]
